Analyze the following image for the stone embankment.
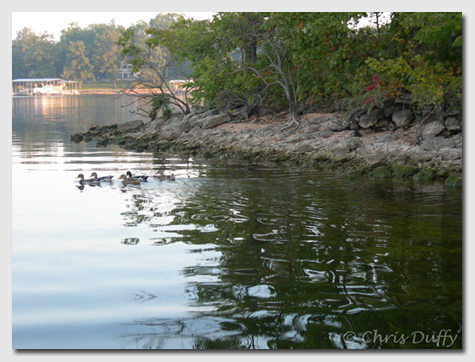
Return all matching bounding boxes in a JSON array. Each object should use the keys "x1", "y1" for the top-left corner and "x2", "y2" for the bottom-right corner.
[{"x1": 70, "y1": 106, "x2": 463, "y2": 187}]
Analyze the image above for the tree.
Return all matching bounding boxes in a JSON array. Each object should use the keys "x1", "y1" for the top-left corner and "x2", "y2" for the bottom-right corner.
[
  {"x1": 159, "y1": 13, "x2": 344, "y2": 127},
  {"x1": 12, "y1": 28, "x2": 59, "y2": 78},
  {"x1": 62, "y1": 41, "x2": 94, "y2": 86},
  {"x1": 116, "y1": 14, "x2": 192, "y2": 117},
  {"x1": 155, "y1": 12, "x2": 377, "y2": 127},
  {"x1": 365, "y1": 12, "x2": 462, "y2": 111},
  {"x1": 93, "y1": 26, "x2": 124, "y2": 87},
  {"x1": 152, "y1": 14, "x2": 269, "y2": 117}
]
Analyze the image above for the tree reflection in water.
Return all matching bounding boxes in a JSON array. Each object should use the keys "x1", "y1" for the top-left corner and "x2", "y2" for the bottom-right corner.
[{"x1": 117, "y1": 165, "x2": 462, "y2": 349}]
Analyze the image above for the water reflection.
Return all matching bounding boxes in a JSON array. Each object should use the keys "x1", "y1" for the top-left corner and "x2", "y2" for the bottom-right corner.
[
  {"x1": 109, "y1": 165, "x2": 462, "y2": 349},
  {"x1": 12, "y1": 94, "x2": 149, "y2": 156},
  {"x1": 12, "y1": 95, "x2": 462, "y2": 349}
]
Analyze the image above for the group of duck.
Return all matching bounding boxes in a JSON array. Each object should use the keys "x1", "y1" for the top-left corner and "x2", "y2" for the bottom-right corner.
[{"x1": 75, "y1": 170, "x2": 176, "y2": 186}]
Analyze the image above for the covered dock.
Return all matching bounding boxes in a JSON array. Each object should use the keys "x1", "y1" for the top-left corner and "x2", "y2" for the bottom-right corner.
[{"x1": 12, "y1": 78, "x2": 79, "y2": 96}]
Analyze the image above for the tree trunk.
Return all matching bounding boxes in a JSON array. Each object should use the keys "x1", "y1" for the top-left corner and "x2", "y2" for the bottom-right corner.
[
  {"x1": 249, "y1": 37, "x2": 257, "y2": 66},
  {"x1": 281, "y1": 87, "x2": 300, "y2": 130}
]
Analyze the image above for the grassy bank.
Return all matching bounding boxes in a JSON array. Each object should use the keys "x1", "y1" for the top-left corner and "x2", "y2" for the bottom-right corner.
[{"x1": 80, "y1": 80, "x2": 136, "y2": 90}]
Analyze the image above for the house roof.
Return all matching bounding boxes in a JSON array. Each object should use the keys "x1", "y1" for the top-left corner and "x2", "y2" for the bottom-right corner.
[
  {"x1": 12, "y1": 78, "x2": 77, "y2": 83},
  {"x1": 12, "y1": 78, "x2": 62, "y2": 82}
]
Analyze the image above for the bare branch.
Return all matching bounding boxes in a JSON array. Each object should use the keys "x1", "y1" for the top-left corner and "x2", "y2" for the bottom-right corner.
[{"x1": 119, "y1": 57, "x2": 192, "y2": 117}]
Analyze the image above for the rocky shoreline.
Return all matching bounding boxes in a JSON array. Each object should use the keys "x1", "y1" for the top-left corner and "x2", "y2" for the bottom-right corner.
[{"x1": 70, "y1": 106, "x2": 463, "y2": 188}]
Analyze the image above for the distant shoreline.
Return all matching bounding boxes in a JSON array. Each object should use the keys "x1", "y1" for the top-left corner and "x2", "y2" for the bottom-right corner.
[
  {"x1": 77, "y1": 89, "x2": 122, "y2": 95},
  {"x1": 78, "y1": 89, "x2": 185, "y2": 95},
  {"x1": 12, "y1": 89, "x2": 174, "y2": 96}
]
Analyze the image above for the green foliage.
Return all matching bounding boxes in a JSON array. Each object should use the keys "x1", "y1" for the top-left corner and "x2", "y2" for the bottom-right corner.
[
  {"x1": 59, "y1": 21, "x2": 125, "y2": 81},
  {"x1": 273, "y1": 12, "x2": 368, "y2": 100},
  {"x1": 148, "y1": 94, "x2": 172, "y2": 120},
  {"x1": 12, "y1": 12, "x2": 462, "y2": 114},
  {"x1": 12, "y1": 16, "x2": 183, "y2": 84},
  {"x1": 391, "y1": 164, "x2": 418, "y2": 178},
  {"x1": 413, "y1": 169, "x2": 436, "y2": 181},
  {"x1": 366, "y1": 12, "x2": 462, "y2": 110},
  {"x1": 373, "y1": 166, "x2": 393, "y2": 178},
  {"x1": 61, "y1": 41, "x2": 94, "y2": 84},
  {"x1": 147, "y1": 14, "x2": 266, "y2": 110},
  {"x1": 156, "y1": 12, "x2": 461, "y2": 113},
  {"x1": 93, "y1": 27, "x2": 123, "y2": 86},
  {"x1": 12, "y1": 28, "x2": 59, "y2": 78}
]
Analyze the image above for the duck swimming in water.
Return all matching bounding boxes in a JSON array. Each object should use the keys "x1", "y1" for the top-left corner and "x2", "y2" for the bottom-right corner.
[
  {"x1": 75, "y1": 173, "x2": 100, "y2": 185},
  {"x1": 155, "y1": 171, "x2": 176, "y2": 181},
  {"x1": 119, "y1": 174, "x2": 142, "y2": 185},
  {"x1": 126, "y1": 171, "x2": 148, "y2": 181},
  {"x1": 89, "y1": 172, "x2": 114, "y2": 182}
]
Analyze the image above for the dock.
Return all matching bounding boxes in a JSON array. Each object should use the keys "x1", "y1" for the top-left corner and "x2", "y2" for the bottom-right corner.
[{"x1": 12, "y1": 78, "x2": 79, "y2": 96}]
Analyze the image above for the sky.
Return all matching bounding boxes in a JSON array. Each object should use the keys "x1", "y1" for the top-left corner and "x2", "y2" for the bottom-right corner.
[
  {"x1": 10, "y1": 11, "x2": 393, "y2": 42},
  {"x1": 11, "y1": 12, "x2": 216, "y2": 41}
]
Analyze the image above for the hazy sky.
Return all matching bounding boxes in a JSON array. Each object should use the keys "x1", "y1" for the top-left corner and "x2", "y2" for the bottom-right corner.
[{"x1": 12, "y1": 12, "x2": 216, "y2": 41}]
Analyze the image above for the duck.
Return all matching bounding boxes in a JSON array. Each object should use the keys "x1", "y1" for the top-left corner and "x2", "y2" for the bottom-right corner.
[
  {"x1": 89, "y1": 172, "x2": 114, "y2": 182},
  {"x1": 126, "y1": 171, "x2": 148, "y2": 181},
  {"x1": 119, "y1": 174, "x2": 142, "y2": 185},
  {"x1": 155, "y1": 171, "x2": 176, "y2": 181},
  {"x1": 75, "y1": 173, "x2": 101, "y2": 185},
  {"x1": 164, "y1": 174, "x2": 176, "y2": 181}
]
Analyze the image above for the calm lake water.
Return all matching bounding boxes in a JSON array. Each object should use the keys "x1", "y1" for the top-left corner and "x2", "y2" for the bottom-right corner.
[{"x1": 12, "y1": 95, "x2": 462, "y2": 349}]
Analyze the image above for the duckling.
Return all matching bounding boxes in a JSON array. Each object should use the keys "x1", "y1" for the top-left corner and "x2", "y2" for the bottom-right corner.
[
  {"x1": 119, "y1": 174, "x2": 142, "y2": 185},
  {"x1": 89, "y1": 172, "x2": 114, "y2": 182},
  {"x1": 155, "y1": 171, "x2": 175, "y2": 181},
  {"x1": 126, "y1": 171, "x2": 148, "y2": 181},
  {"x1": 163, "y1": 174, "x2": 175, "y2": 181},
  {"x1": 76, "y1": 173, "x2": 100, "y2": 185}
]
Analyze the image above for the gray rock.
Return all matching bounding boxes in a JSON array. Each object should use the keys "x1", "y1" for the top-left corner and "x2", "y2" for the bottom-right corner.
[
  {"x1": 452, "y1": 133, "x2": 462, "y2": 148},
  {"x1": 410, "y1": 148, "x2": 433, "y2": 163},
  {"x1": 320, "y1": 117, "x2": 344, "y2": 131},
  {"x1": 147, "y1": 118, "x2": 166, "y2": 129},
  {"x1": 374, "y1": 134, "x2": 396, "y2": 143},
  {"x1": 438, "y1": 148, "x2": 462, "y2": 160},
  {"x1": 155, "y1": 115, "x2": 194, "y2": 141},
  {"x1": 445, "y1": 117, "x2": 461, "y2": 131},
  {"x1": 230, "y1": 106, "x2": 247, "y2": 118},
  {"x1": 422, "y1": 121, "x2": 445, "y2": 139},
  {"x1": 200, "y1": 108, "x2": 220, "y2": 117},
  {"x1": 421, "y1": 136, "x2": 455, "y2": 151},
  {"x1": 199, "y1": 113, "x2": 231, "y2": 129},
  {"x1": 295, "y1": 142, "x2": 315, "y2": 153},
  {"x1": 354, "y1": 144, "x2": 370, "y2": 156},
  {"x1": 332, "y1": 137, "x2": 362, "y2": 157},
  {"x1": 376, "y1": 119, "x2": 389, "y2": 128},
  {"x1": 445, "y1": 109, "x2": 461, "y2": 117},
  {"x1": 392, "y1": 110, "x2": 415, "y2": 127},
  {"x1": 383, "y1": 106, "x2": 398, "y2": 118},
  {"x1": 345, "y1": 137, "x2": 363, "y2": 151},
  {"x1": 117, "y1": 120, "x2": 144, "y2": 133},
  {"x1": 307, "y1": 115, "x2": 335, "y2": 125},
  {"x1": 357, "y1": 108, "x2": 383, "y2": 129},
  {"x1": 318, "y1": 129, "x2": 335, "y2": 138},
  {"x1": 70, "y1": 133, "x2": 83, "y2": 143},
  {"x1": 393, "y1": 154, "x2": 416, "y2": 166},
  {"x1": 186, "y1": 109, "x2": 220, "y2": 125}
]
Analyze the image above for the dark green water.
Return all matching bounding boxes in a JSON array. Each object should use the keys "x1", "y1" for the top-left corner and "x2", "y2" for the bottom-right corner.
[{"x1": 12, "y1": 95, "x2": 462, "y2": 349}]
